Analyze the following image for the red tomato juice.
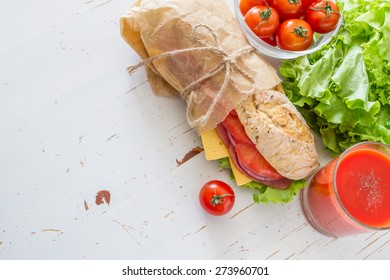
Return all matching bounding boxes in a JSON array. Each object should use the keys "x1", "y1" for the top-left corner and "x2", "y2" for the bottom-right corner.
[{"x1": 301, "y1": 144, "x2": 390, "y2": 237}]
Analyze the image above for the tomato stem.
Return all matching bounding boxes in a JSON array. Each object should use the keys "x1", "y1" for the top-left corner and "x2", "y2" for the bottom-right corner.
[
  {"x1": 288, "y1": 0, "x2": 301, "y2": 4},
  {"x1": 256, "y1": 4, "x2": 272, "y2": 29},
  {"x1": 210, "y1": 193, "x2": 234, "y2": 207},
  {"x1": 292, "y1": 25, "x2": 309, "y2": 41}
]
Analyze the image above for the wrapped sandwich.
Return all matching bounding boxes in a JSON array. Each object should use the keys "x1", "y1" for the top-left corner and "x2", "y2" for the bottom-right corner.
[{"x1": 120, "y1": 0, "x2": 319, "y2": 203}]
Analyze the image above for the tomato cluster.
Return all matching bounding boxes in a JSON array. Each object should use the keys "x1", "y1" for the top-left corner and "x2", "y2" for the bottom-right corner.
[{"x1": 240, "y1": 0, "x2": 340, "y2": 51}]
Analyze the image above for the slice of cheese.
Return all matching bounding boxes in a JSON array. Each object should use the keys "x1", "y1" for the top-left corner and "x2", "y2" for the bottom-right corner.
[
  {"x1": 228, "y1": 158, "x2": 253, "y2": 186},
  {"x1": 200, "y1": 128, "x2": 229, "y2": 160},
  {"x1": 201, "y1": 128, "x2": 253, "y2": 186}
]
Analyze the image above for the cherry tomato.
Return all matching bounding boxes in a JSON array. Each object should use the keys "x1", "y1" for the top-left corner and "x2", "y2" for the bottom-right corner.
[
  {"x1": 276, "y1": 19, "x2": 313, "y2": 51},
  {"x1": 222, "y1": 112, "x2": 253, "y2": 145},
  {"x1": 244, "y1": 5, "x2": 280, "y2": 38},
  {"x1": 235, "y1": 142, "x2": 284, "y2": 180},
  {"x1": 261, "y1": 34, "x2": 277, "y2": 46},
  {"x1": 301, "y1": 0, "x2": 316, "y2": 11},
  {"x1": 239, "y1": 0, "x2": 268, "y2": 16},
  {"x1": 306, "y1": 0, "x2": 340, "y2": 34},
  {"x1": 199, "y1": 180, "x2": 235, "y2": 216},
  {"x1": 272, "y1": 0, "x2": 303, "y2": 21}
]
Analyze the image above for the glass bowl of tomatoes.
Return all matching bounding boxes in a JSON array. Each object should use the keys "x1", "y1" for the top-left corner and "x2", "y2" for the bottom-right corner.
[{"x1": 234, "y1": 0, "x2": 343, "y2": 59}]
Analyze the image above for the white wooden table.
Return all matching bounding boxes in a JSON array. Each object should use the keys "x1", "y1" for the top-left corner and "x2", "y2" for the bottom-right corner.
[{"x1": 1, "y1": 0, "x2": 389, "y2": 260}]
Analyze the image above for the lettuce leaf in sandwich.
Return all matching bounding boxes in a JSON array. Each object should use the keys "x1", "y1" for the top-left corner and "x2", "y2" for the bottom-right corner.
[{"x1": 218, "y1": 157, "x2": 306, "y2": 204}]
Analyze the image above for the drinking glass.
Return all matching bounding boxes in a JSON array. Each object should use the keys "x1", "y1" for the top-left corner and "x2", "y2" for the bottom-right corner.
[{"x1": 301, "y1": 142, "x2": 390, "y2": 237}]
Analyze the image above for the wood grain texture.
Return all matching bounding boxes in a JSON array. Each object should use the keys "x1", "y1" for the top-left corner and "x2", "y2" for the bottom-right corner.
[{"x1": 0, "y1": 0, "x2": 389, "y2": 260}]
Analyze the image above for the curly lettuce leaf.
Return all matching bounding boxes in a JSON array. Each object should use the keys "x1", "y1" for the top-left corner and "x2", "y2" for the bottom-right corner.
[
  {"x1": 217, "y1": 158, "x2": 305, "y2": 204},
  {"x1": 247, "y1": 180, "x2": 305, "y2": 204},
  {"x1": 280, "y1": 0, "x2": 390, "y2": 154}
]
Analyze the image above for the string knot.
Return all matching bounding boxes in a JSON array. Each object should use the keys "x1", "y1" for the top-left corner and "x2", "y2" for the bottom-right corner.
[{"x1": 127, "y1": 24, "x2": 256, "y2": 129}]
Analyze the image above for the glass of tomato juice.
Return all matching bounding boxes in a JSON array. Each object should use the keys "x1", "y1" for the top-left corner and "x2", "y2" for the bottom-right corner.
[{"x1": 301, "y1": 142, "x2": 390, "y2": 237}]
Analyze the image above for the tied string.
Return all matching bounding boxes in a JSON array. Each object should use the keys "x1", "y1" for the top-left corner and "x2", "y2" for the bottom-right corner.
[{"x1": 127, "y1": 24, "x2": 256, "y2": 128}]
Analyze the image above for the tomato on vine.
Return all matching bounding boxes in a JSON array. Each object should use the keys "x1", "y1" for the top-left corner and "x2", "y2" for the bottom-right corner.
[
  {"x1": 199, "y1": 180, "x2": 235, "y2": 216},
  {"x1": 306, "y1": 0, "x2": 340, "y2": 34},
  {"x1": 244, "y1": 5, "x2": 280, "y2": 38},
  {"x1": 276, "y1": 19, "x2": 313, "y2": 51}
]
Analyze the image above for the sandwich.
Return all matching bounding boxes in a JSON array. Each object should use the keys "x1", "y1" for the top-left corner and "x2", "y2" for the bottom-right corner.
[
  {"x1": 201, "y1": 88, "x2": 318, "y2": 203},
  {"x1": 120, "y1": 0, "x2": 319, "y2": 203}
]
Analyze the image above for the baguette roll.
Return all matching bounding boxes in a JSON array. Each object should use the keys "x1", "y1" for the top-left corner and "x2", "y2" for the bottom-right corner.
[{"x1": 235, "y1": 89, "x2": 319, "y2": 180}]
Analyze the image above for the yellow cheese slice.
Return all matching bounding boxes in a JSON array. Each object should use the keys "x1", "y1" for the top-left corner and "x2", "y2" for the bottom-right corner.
[
  {"x1": 200, "y1": 128, "x2": 229, "y2": 160},
  {"x1": 228, "y1": 158, "x2": 253, "y2": 186},
  {"x1": 201, "y1": 128, "x2": 252, "y2": 186}
]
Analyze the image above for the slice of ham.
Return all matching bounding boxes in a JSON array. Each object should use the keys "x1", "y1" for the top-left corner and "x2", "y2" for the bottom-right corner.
[{"x1": 217, "y1": 123, "x2": 292, "y2": 189}]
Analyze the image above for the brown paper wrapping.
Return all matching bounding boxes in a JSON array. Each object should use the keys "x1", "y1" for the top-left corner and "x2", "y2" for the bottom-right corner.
[{"x1": 120, "y1": 0, "x2": 281, "y2": 133}]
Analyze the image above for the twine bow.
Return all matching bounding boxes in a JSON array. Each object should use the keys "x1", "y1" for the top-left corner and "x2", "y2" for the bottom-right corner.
[{"x1": 127, "y1": 24, "x2": 256, "y2": 128}]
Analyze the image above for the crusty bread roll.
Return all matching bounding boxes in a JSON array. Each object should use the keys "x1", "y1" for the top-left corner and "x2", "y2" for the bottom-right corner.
[{"x1": 235, "y1": 89, "x2": 319, "y2": 180}]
